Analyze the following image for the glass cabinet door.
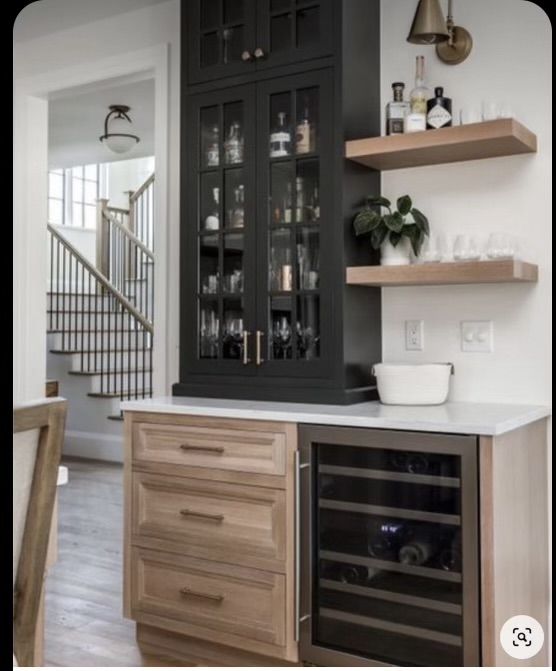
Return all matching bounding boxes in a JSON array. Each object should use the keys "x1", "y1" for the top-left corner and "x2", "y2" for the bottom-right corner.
[
  {"x1": 299, "y1": 427, "x2": 480, "y2": 667},
  {"x1": 185, "y1": 85, "x2": 257, "y2": 375},
  {"x1": 256, "y1": 0, "x2": 334, "y2": 71},
  {"x1": 187, "y1": 0, "x2": 258, "y2": 84},
  {"x1": 256, "y1": 71, "x2": 332, "y2": 377}
]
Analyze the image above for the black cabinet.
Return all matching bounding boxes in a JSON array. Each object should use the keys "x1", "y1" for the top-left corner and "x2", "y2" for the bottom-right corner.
[
  {"x1": 186, "y1": 0, "x2": 334, "y2": 84},
  {"x1": 298, "y1": 425, "x2": 480, "y2": 666},
  {"x1": 176, "y1": 0, "x2": 382, "y2": 403}
]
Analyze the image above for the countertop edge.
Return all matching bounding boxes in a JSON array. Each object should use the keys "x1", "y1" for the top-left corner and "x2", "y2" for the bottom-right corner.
[{"x1": 119, "y1": 400, "x2": 551, "y2": 436}]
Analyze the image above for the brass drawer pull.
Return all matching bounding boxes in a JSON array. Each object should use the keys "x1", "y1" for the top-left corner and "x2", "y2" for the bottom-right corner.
[
  {"x1": 180, "y1": 587, "x2": 224, "y2": 602},
  {"x1": 180, "y1": 444, "x2": 225, "y2": 454},
  {"x1": 180, "y1": 509, "x2": 224, "y2": 523},
  {"x1": 256, "y1": 330, "x2": 265, "y2": 365},
  {"x1": 242, "y1": 330, "x2": 251, "y2": 365}
]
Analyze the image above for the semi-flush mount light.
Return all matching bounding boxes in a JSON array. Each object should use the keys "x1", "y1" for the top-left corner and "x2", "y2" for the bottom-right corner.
[
  {"x1": 99, "y1": 105, "x2": 140, "y2": 154},
  {"x1": 407, "y1": 0, "x2": 472, "y2": 65}
]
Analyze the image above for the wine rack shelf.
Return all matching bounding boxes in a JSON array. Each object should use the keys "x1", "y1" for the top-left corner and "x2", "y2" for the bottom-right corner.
[
  {"x1": 345, "y1": 119, "x2": 537, "y2": 171},
  {"x1": 319, "y1": 499, "x2": 461, "y2": 526},
  {"x1": 346, "y1": 259, "x2": 538, "y2": 287},
  {"x1": 319, "y1": 464, "x2": 461, "y2": 488}
]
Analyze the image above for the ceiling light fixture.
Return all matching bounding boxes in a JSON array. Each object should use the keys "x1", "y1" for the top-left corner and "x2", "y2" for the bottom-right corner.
[{"x1": 99, "y1": 105, "x2": 140, "y2": 154}]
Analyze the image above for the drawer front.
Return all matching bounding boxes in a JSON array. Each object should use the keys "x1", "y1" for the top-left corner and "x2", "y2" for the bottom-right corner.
[
  {"x1": 131, "y1": 547, "x2": 286, "y2": 649},
  {"x1": 132, "y1": 473, "x2": 286, "y2": 570},
  {"x1": 133, "y1": 421, "x2": 287, "y2": 476}
]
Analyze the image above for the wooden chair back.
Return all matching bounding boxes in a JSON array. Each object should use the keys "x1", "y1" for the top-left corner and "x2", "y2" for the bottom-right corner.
[{"x1": 13, "y1": 398, "x2": 67, "y2": 667}]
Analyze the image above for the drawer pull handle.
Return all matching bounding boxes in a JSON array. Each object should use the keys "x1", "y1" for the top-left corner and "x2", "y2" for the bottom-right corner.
[
  {"x1": 180, "y1": 587, "x2": 224, "y2": 602},
  {"x1": 180, "y1": 444, "x2": 225, "y2": 454},
  {"x1": 180, "y1": 509, "x2": 224, "y2": 523}
]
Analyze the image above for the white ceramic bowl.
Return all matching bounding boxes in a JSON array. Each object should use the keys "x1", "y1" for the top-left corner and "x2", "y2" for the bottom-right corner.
[{"x1": 372, "y1": 363, "x2": 453, "y2": 406}]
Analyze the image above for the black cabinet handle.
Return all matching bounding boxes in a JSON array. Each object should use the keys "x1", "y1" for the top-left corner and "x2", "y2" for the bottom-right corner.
[
  {"x1": 254, "y1": 47, "x2": 267, "y2": 60},
  {"x1": 241, "y1": 50, "x2": 254, "y2": 62}
]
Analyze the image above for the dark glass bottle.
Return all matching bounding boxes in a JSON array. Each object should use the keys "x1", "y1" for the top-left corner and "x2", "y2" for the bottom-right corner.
[
  {"x1": 426, "y1": 86, "x2": 452, "y2": 129},
  {"x1": 438, "y1": 529, "x2": 462, "y2": 572},
  {"x1": 367, "y1": 521, "x2": 408, "y2": 560},
  {"x1": 399, "y1": 527, "x2": 438, "y2": 566},
  {"x1": 338, "y1": 564, "x2": 368, "y2": 585},
  {"x1": 390, "y1": 451, "x2": 430, "y2": 474}
]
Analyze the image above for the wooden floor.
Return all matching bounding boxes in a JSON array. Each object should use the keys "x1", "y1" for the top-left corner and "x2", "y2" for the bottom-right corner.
[{"x1": 44, "y1": 458, "x2": 144, "y2": 667}]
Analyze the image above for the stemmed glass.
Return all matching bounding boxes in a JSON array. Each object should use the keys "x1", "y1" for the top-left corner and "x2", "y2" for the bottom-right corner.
[
  {"x1": 223, "y1": 316, "x2": 243, "y2": 359},
  {"x1": 273, "y1": 317, "x2": 292, "y2": 359}
]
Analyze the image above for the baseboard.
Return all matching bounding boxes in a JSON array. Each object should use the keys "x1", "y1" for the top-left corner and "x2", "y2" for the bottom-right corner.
[{"x1": 63, "y1": 429, "x2": 123, "y2": 463}]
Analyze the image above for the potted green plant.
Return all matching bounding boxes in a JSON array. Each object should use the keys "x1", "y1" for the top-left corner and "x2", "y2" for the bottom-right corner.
[{"x1": 353, "y1": 195, "x2": 430, "y2": 266}]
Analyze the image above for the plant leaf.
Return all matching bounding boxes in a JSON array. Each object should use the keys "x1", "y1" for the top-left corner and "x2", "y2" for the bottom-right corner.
[
  {"x1": 411, "y1": 207, "x2": 430, "y2": 236},
  {"x1": 384, "y1": 211, "x2": 404, "y2": 233},
  {"x1": 370, "y1": 225, "x2": 388, "y2": 250},
  {"x1": 389, "y1": 231, "x2": 402, "y2": 247},
  {"x1": 366, "y1": 196, "x2": 391, "y2": 210},
  {"x1": 397, "y1": 195, "x2": 412, "y2": 216},
  {"x1": 353, "y1": 208, "x2": 380, "y2": 236}
]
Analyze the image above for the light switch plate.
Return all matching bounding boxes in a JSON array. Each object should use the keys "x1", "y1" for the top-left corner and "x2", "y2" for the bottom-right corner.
[
  {"x1": 461, "y1": 321, "x2": 493, "y2": 352},
  {"x1": 405, "y1": 320, "x2": 424, "y2": 351}
]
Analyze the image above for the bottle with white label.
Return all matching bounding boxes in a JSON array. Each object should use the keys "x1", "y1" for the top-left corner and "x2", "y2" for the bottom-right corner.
[
  {"x1": 224, "y1": 122, "x2": 243, "y2": 164},
  {"x1": 270, "y1": 112, "x2": 292, "y2": 158},
  {"x1": 295, "y1": 101, "x2": 313, "y2": 154},
  {"x1": 427, "y1": 87, "x2": 452, "y2": 129},
  {"x1": 404, "y1": 55, "x2": 430, "y2": 133},
  {"x1": 205, "y1": 125, "x2": 220, "y2": 167}
]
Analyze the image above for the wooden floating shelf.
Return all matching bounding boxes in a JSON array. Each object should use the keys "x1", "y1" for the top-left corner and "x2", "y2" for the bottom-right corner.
[
  {"x1": 346, "y1": 260, "x2": 538, "y2": 287},
  {"x1": 345, "y1": 119, "x2": 537, "y2": 171}
]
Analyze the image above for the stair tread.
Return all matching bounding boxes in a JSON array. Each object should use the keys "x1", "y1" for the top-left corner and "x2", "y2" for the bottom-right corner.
[
  {"x1": 50, "y1": 348, "x2": 152, "y2": 354},
  {"x1": 69, "y1": 368, "x2": 152, "y2": 376},
  {"x1": 48, "y1": 328, "x2": 149, "y2": 334},
  {"x1": 88, "y1": 390, "x2": 151, "y2": 399}
]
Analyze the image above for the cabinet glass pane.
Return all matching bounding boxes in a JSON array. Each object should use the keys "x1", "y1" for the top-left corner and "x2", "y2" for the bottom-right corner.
[
  {"x1": 296, "y1": 6, "x2": 320, "y2": 48},
  {"x1": 297, "y1": 295, "x2": 320, "y2": 359},
  {"x1": 224, "y1": 168, "x2": 245, "y2": 229},
  {"x1": 201, "y1": 32, "x2": 220, "y2": 68},
  {"x1": 200, "y1": 173, "x2": 221, "y2": 231},
  {"x1": 269, "y1": 228, "x2": 293, "y2": 292},
  {"x1": 314, "y1": 444, "x2": 464, "y2": 667},
  {"x1": 201, "y1": 0, "x2": 220, "y2": 29},
  {"x1": 295, "y1": 159, "x2": 319, "y2": 223},
  {"x1": 271, "y1": 13, "x2": 293, "y2": 53},
  {"x1": 223, "y1": 298, "x2": 245, "y2": 359},
  {"x1": 297, "y1": 227, "x2": 320, "y2": 290},
  {"x1": 199, "y1": 298, "x2": 219, "y2": 359},
  {"x1": 270, "y1": 296, "x2": 293, "y2": 360},
  {"x1": 222, "y1": 25, "x2": 245, "y2": 64},
  {"x1": 223, "y1": 0, "x2": 244, "y2": 24},
  {"x1": 295, "y1": 87, "x2": 319, "y2": 155},
  {"x1": 223, "y1": 233, "x2": 244, "y2": 294},
  {"x1": 199, "y1": 234, "x2": 220, "y2": 294},
  {"x1": 271, "y1": 0, "x2": 291, "y2": 11},
  {"x1": 223, "y1": 101, "x2": 245, "y2": 165},
  {"x1": 200, "y1": 106, "x2": 220, "y2": 169},
  {"x1": 270, "y1": 163, "x2": 293, "y2": 225}
]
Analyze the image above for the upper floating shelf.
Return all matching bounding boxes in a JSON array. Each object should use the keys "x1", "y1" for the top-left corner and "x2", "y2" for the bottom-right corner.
[{"x1": 345, "y1": 119, "x2": 537, "y2": 171}]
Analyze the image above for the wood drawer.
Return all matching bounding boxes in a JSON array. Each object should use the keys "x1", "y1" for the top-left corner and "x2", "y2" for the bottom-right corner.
[
  {"x1": 132, "y1": 472, "x2": 286, "y2": 572},
  {"x1": 131, "y1": 547, "x2": 288, "y2": 657},
  {"x1": 133, "y1": 421, "x2": 287, "y2": 477}
]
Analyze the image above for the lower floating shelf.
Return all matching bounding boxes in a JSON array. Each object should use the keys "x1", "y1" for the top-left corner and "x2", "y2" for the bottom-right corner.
[{"x1": 346, "y1": 259, "x2": 538, "y2": 287}]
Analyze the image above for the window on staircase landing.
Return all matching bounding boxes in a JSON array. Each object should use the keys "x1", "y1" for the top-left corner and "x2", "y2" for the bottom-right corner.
[{"x1": 48, "y1": 164, "x2": 108, "y2": 229}]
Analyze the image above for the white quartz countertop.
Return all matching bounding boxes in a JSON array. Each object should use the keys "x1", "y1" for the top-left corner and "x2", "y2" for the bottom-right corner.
[{"x1": 120, "y1": 397, "x2": 550, "y2": 436}]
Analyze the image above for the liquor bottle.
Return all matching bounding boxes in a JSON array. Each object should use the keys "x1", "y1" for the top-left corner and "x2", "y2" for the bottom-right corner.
[
  {"x1": 386, "y1": 82, "x2": 410, "y2": 136},
  {"x1": 399, "y1": 528, "x2": 437, "y2": 566},
  {"x1": 404, "y1": 56, "x2": 430, "y2": 133},
  {"x1": 427, "y1": 87, "x2": 453, "y2": 129},
  {"x1": 295, "y1": 100, "x2": 313, "y2": 154},
  {"x1": 224, "y1": 121, "x2": 243, "y2": 164},
  {"x1": 205, "y1": 125, "x2": 220, "y2": 167},
  {"x1": 439, "y1": 530, "x2": 462, "y2": 572},
  {"x1": 283, "y1": 183, "x2": 293, "y2": 223},
  {"x1": 270, "y1": 112, "x2": 292, "y2": 158},
  {"x1": 230, "y1": 185, "x2": 245, "y2": 228},
  {"x1": 280, "y1": 248, "x2": 293, "y2": 291},
  {"x1": 367, "y1": 521, "x2": 408, "y2": 560},
  {"x1": 203, "y1": 187, "x2": 220, "y2": 230},
  {"x1": 295, "y1": 176, "x2": 305, "y2": 222}
]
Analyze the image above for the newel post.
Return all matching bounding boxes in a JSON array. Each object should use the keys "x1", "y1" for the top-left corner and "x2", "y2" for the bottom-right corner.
[{"x1": 96, "y1": 198, "x2": 110, "y2": 278}]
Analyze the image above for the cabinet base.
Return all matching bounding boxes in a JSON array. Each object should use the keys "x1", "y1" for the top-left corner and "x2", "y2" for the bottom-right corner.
[
  {"x1": 172, "y1": 382, "x2": 379, "y2": 405},
  {"x1": 136, "y1": 624, "x2": 301, "y2": 667}
]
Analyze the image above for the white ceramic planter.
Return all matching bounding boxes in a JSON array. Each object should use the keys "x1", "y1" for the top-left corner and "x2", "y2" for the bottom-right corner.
[
  {"x1": 372, "y1": 363, "x2": 453, "y2": 405},
  {"x1": 380, "y1": 237, "x2": 412, "y2": 266}
]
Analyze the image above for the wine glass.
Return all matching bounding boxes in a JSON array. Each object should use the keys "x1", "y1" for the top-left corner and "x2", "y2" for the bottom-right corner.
[{"x1": 273, "y1": 317, "x2": 292, "y2": 359}]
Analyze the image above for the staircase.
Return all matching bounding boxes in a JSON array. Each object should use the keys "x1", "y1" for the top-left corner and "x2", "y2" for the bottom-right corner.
[{"x1": 47, "y1": 176, "x2": 154, "y2": 426}]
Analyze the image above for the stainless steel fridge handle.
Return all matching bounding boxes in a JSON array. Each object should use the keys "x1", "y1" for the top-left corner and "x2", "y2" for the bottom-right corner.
[{"x1": 295, "y1": 451, "x2": 311, "y2": 642}]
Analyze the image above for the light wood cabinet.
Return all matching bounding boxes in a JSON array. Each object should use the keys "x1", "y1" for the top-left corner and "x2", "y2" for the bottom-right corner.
[{"x1": 124, "y1": 412, "x2": 299, "y2": 664}]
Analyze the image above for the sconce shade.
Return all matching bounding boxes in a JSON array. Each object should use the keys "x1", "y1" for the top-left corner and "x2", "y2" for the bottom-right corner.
[
  {"x1": 407, "y1": 0, "x2": 450, "y2": 45},
  {"x1": 99, "y1": 105, "x2": 140, "y2": 155}
]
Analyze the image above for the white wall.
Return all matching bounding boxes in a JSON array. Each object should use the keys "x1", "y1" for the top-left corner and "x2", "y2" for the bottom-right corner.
[
  {"x1": 380, "y1": 0, "x2": 552, "y2": 406},
  {"x1": 14, "y1": 0, "x2": 180, "y2": 413},
  {"x1": 106, "y1": 156, "x2": 155, "y2": 209}
]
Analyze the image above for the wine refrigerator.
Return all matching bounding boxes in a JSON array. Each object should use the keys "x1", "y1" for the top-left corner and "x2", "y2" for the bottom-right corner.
[{"x1": 297, "y1": 425, "x2": 480, "y2": 667}]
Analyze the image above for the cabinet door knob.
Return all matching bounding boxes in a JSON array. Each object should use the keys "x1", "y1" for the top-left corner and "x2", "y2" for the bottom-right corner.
[
  {"x1": 241, "y1": 50, "x2": 254, "y2": 62},
  {"x1": 254, "y1": 47, "x2": 266, "y2": 60}
]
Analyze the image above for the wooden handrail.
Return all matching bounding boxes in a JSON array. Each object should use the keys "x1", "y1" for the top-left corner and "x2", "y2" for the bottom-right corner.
[
  {"x1": 47, "y1": 223, "x2": 153, "y2": 332},
  {"x1": 102, "y1": 209, "x2": 154, "y2": 261},
  {"x1": 130, "y1": 173, "x2": 155, "y2": 203}
]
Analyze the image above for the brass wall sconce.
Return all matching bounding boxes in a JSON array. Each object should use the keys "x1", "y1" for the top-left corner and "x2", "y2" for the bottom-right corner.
[{"x1": 407, "y1": 0, "x2": 473, "y2": 65}]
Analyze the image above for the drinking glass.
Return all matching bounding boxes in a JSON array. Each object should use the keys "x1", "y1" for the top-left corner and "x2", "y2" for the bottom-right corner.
[
  {"x1": 459, "y1": 107, "x2": 482, "y2": 125},
  {"x1": 436, "y1": 232, "x2": 454, "y2": 262},
  {"x1": 486, "y1": 233, "x2": 516, "y2": 259},
  {"x1": 482, "y1": 101, "x2": 500, "y2": 121},
  {"x1": 453, "y1": 235, "x2": 481, "y2": 261},
  {"x1": 419, "y1": 236, "x2": 441, "y2": 263},
  {"x1": 498, "y1": 103, "x2": 515, "y2": 119}
]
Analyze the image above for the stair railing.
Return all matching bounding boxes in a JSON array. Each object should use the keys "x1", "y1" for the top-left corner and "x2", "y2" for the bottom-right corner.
[
  {"x1": 98, "y1": 208, "x2": 155, "y2": 324},
  {"x1": 48, "y1": 223, "x2": 153, "y2": 402},
  {"x1": 128, "y1": 173, "x2": 154, "y2": 251}
]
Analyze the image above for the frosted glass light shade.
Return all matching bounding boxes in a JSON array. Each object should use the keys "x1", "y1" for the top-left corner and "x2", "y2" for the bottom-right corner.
[
  {"x1": 99, "y1": 104, "x2": 140, "y2": 154},
  {"x1": 103, "y1": 134, "x2": 139, "y2": 154}
]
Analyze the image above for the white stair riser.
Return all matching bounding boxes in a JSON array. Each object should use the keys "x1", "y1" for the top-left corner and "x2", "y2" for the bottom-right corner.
[
  {"x1": 66, "y1": 350, "x2": 152, "y2": 371},
  {"x1": 89, "y1": 369, "x2": 151, "y2": 393},
  {"x1": 49, "y1": 331, "x2": 152, "y2": 351},
  {"x1": 48, "y1": 294, "x2": 116, "y2": 311}
]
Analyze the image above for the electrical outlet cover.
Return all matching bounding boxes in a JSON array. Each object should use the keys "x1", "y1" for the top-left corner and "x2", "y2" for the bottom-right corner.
[
  {"x1": 405, "y1": 320, "x2": 424, "y2": 351},
  {"x1": 461, "y1": 321, "x2": 493, "y2": 352}
]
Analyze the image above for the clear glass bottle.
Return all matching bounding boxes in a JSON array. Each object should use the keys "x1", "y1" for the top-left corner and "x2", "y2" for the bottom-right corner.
[
  {"x1": 295, "y1": 176, "x2": 305, "y2": 222},
  {"x1": 405, "y1": 56, "x2": 430, "y2": 133},
  {"x1": 230, "y1": 184, "x2": 245, "y2": 228},
  {"x1": 283, "y1": 182, "x2": 293, "y2": 223},
  {"x1": 295, "y1": 100, "x2": 313, "y2": 154},
  {"x1": 224, "y1": 121, "x2": 244, "y2": 164},
  {"x1": 385, "y1": 82, "x2": 410, "y2": 135},
  {"x1": 206, "y1": 125, "x2": 220, "y2": 167},
  {"x1": 270, "y1": 112, "x2": 292, "y2": 158},
  {"x1": 204, "y1": 187, "x2": 220, "y2": 230}
]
